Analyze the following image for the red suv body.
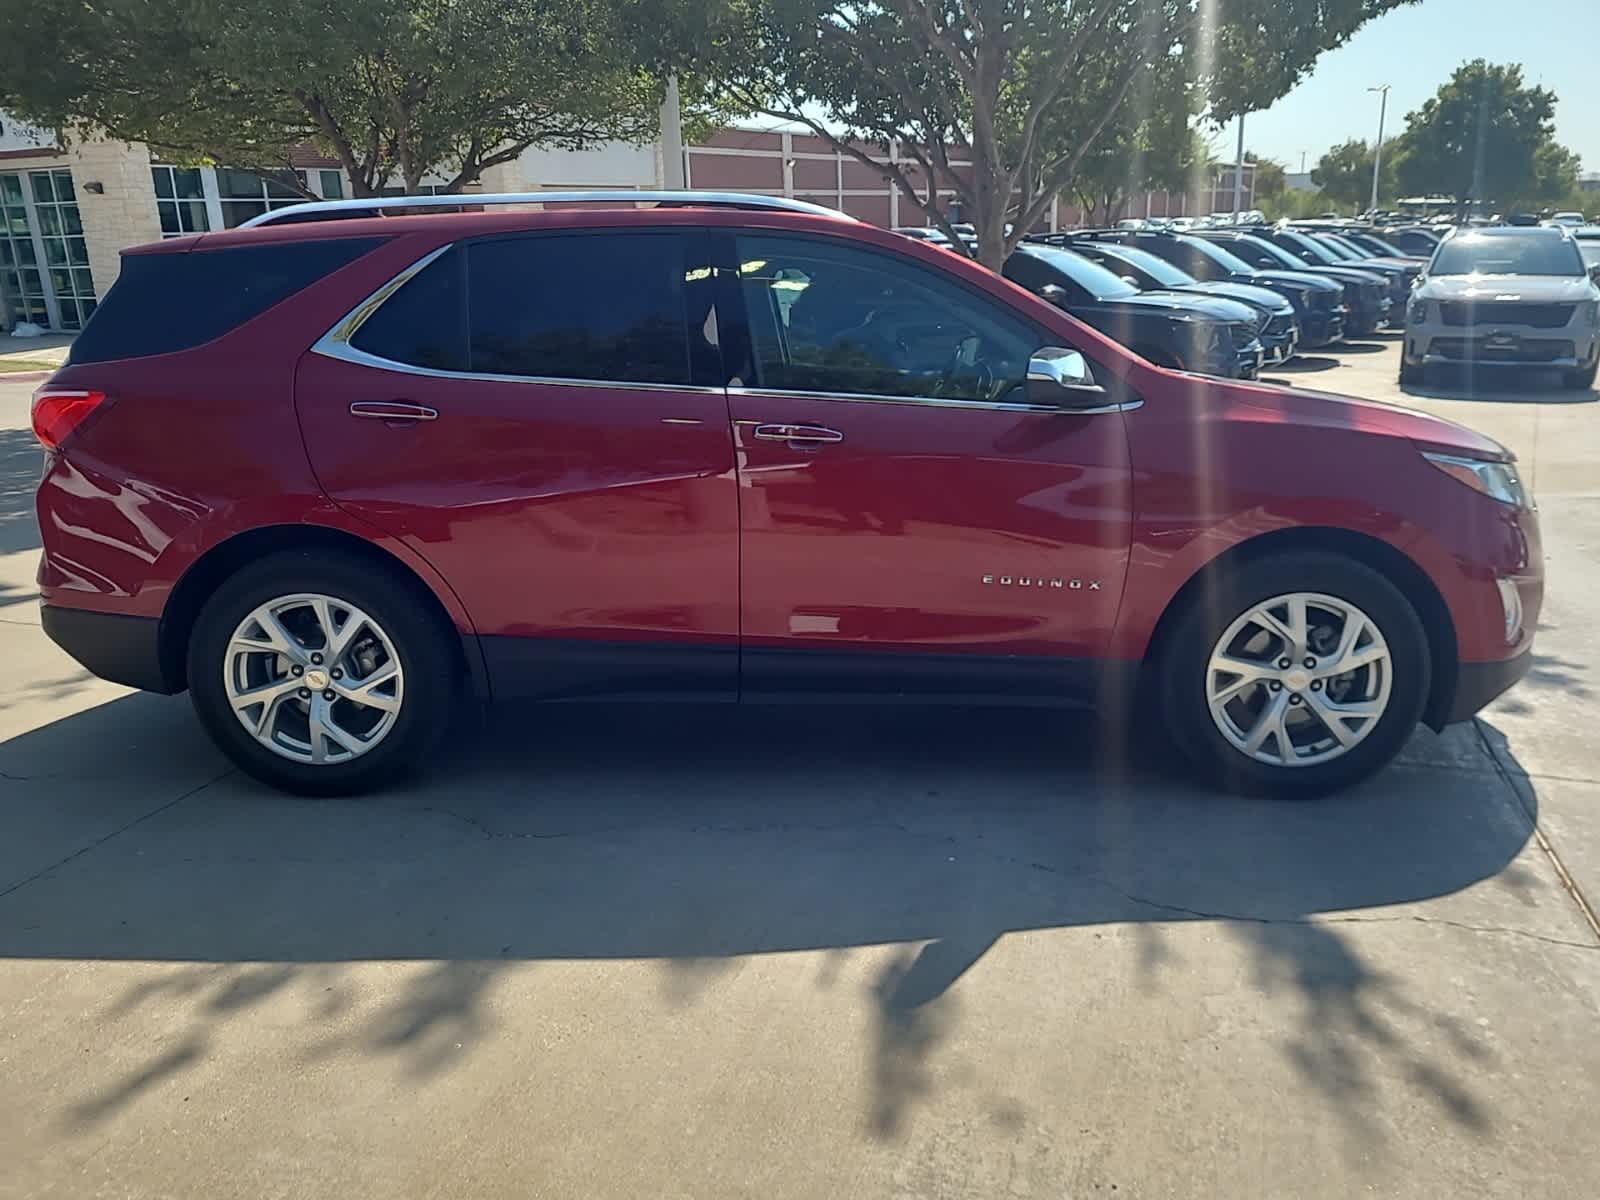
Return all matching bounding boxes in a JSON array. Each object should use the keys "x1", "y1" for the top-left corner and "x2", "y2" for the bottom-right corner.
[{"x1": 32, "y1": 198, "x2": 1542, "y2": 795}]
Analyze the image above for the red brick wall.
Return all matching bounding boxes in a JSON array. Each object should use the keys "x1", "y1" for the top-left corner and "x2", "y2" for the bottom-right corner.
[{"x1": 684, "y1": 129, "x2": 1233, "y2": 231}]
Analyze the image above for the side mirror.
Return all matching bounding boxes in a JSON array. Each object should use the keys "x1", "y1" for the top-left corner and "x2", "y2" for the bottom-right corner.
[
  {"x1": 1027, "y1": 346, "x2": 1106, "y2": 408},
  {"x1": 1589, "y1": 264, "x2": 1600, "y2": 285},
  {"x1": 1036, "y1": 283, "x2": 1070, "y2": 306},
  {"x1": 1121, "y1": 275, "x2": 1140, "y2": 287}
]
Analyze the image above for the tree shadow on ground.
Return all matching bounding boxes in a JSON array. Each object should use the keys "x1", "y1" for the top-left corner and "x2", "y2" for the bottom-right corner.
[
  {"x1": 0, "y1": 427, "x2": 41, "y2": 558},
  {"x1": 0, "y1": 694, "x2": 1549, "y2": 1154}
]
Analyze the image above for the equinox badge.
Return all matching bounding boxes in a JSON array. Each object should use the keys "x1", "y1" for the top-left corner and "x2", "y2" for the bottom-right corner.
[{"x1": 983, "y1": 574, "x2": 1101, "y2": 590}]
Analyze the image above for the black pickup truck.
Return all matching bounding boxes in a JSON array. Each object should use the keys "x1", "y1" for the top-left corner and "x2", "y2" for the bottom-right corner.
[{"x1": 1003, "y1": 243, "x2": 1265, "y2": 378}]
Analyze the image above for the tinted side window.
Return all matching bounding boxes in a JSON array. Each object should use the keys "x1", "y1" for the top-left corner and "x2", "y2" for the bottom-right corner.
[
  {"x1": 71, "y1": 237, "x2": 387, "y2": 364},
  {"x1": 349, "y1": 248, "x2": 468, "y2": 371},
  {"x1": 735, "y1": 234, "x2": 1039, "y2": 404},
  {"x1": 1001, "y1": 251, "x2": 1051, "y2": 291},
  {"x1": 466, "y1": 232, "x2": 691, "y2": 384}
]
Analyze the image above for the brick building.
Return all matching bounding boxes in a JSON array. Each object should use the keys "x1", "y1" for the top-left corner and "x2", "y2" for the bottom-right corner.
[{"x1": 0, "y1": 113, "x2": 1250, "y2": 333}]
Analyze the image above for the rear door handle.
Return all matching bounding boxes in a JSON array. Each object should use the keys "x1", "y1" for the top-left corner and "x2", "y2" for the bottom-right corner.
[
  {"x1": 350, "y1": 401, "x2": 438, "y2": 423},
  {"x1": 752, "y1": 423, "x2": 844, "y2": 444}
]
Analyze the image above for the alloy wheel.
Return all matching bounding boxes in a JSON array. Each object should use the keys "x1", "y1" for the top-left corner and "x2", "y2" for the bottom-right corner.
[
  {"x1": 1206, "y1": 591, "x2": 1393, "y2": 768},
  {"x1": 223, "y1": 593, "x2": 404, "y2": 764}
]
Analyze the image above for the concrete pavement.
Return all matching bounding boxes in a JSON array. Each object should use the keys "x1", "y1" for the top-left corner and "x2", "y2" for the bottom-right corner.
[{"x1": 1, "y1": 349, "x2": 1597, "y2": 1200}]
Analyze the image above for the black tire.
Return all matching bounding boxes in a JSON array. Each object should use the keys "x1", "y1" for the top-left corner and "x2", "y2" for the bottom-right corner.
[
  {"x1": 1155, "y1": 551, "x2": 1430, "y2": 798},
  {"x1": 1398, "y1": 359, "x2": 1424, "y2": 387},
  {"x1": 1561, "y1": 360, "x2": 1597, "y2": 391},
  {"x1": 187, "y1": 549, "x2": 459, "y2": 795}
]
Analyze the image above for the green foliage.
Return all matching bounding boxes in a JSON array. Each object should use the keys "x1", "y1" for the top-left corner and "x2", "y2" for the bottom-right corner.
[
  {"x1": 1246, "y1": 152, "x2": 1287, "y2": 201},
  {"x1": 1260, "y1": 187, "x2": 1337, "y2": 221},
  {"x1": 1205, "y1": 0, "x2": 1418, "y2": 122},
  {"x1": 1053, "y1": 50, "x2": 1206, "y2": 226},
  {"x1": 720, "y1": 0, "x2": 1417, "y2": 269},
  {"x1": 1390, "y1": 60, "x2": 1581, "y2": 213},
  {"x1": 0, "y1": 0, "x2": 699, "y2": 195},
  {"x1": 1310, "y1": 139, "x2": 1393, "y2": 211}
]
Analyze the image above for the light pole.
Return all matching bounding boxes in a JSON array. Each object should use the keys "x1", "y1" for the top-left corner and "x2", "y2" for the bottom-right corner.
[
  {"x1": 1368, "y1": 84, "x2": 1391, "y2": 214},
  {"x1": 1233, "y1": 113, "x2": 1246, "y2": 218}
]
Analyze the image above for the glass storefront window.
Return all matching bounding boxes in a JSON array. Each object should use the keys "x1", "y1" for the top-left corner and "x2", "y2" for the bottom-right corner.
[{"x1": 0, "y1": 168, "x2": 97, "y2": 331}]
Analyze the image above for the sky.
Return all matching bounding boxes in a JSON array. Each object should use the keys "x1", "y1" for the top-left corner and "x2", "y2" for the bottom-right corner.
[{"x1": 1236, "y1": 0, "x2": 1597, "y2": 177}]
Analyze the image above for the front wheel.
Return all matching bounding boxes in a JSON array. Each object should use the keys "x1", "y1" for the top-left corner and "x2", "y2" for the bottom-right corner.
[
  {"x1": 187, "y1": 550, "x2": 459, "y2": 795},
  {"x1": 1156, "y1": 552, "x2": 1430, "y2": 797}
]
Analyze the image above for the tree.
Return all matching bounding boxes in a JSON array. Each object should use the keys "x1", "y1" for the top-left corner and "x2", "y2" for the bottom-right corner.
[
  {"x1": 1063, "y1": 57, "x2": 1207, "y2": 227},
  {"x1": 1391, "y1": 60, "x2": 1580, "y2": 215},
  {"x1": 718, "y1": 1, "x2": 1418, "y2": 270},
  {"x1": 1310, "y1": 139, "x2": 1385, "y2": 211},
  {"x1": 0, "y1": 0, "x2": 697, "y2": 196},
  {"x1": 1246, "y1": 153, "x2": 1287, "y2": 203}
]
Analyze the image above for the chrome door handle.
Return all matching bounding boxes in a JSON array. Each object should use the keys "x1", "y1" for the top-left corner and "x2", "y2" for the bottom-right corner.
[
  {"x1": 752, "y1": 423, "x2": 843, "y2": 444},
  {"x1": 350, "y1": 401, "x2": 438, "y2": 422}
]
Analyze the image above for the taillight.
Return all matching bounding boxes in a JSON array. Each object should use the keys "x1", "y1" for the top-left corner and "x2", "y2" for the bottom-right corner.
[{"x1": 31, "y1": 389, "x2": 106, "y2": 451}]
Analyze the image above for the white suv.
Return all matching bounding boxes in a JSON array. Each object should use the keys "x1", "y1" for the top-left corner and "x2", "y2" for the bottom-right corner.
[{"x1": 1401, "y1": 227, "x2": 1600, "y2": 391}]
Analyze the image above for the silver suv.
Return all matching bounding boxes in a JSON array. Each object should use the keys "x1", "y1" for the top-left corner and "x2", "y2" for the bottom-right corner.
[{"x1": 1401, "y1": 226, "x2": 1600, "y2": 390}]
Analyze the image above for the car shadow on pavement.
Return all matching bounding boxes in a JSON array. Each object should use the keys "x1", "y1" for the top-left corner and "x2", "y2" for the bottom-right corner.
[
  {"x1": 1401, "y1": 368, "x2": 1598, "y2": 404},
  {"x1": 1333, "y1": 340, "x2": 1387, "y2": 354},
  {"x1": 0, "y1": 692, "x2": 1550, "y2": 1150},
  {"x1": 1266, "y1": 355, "x2": 1340, "y2": 375}
]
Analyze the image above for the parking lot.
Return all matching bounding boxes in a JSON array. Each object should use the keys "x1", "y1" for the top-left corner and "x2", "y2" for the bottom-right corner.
[{"x1": 1, "y1": 340, "x2": 1597, "y2": 1198}]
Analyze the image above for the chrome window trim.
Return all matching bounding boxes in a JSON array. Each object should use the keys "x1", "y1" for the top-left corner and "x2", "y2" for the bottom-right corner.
[
  {"x1": 726, "y1": 385, "x2": 1141, "y2": 416},
  {"x1": 321, "y1": 243, "x2": 455, "y2": 346},
  {"x1": 313, "y1": 338, "x2": 726, "y2": 395},
  {"x1": 312, "y1": 241, "x2": 722, "y2": 395}
]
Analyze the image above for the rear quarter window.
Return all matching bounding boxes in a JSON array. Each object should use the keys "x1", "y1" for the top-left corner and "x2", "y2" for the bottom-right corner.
[{"x1": 70, "y1": 238, "x2": 387, "y2": 364}]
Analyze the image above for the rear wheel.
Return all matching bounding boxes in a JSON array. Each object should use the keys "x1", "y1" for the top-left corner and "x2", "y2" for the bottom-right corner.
[
  {"x1": 188, "y1": 550, "x2": 458, "y2": 795},
  {"x1": 1156, "y1": 552, "x2": 1430, "y2": 797}
]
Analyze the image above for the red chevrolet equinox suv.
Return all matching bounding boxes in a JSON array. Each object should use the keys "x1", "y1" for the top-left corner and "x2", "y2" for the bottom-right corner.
[{"x1": 31, "y1": 192, "x2": 1542, "y2": 797}]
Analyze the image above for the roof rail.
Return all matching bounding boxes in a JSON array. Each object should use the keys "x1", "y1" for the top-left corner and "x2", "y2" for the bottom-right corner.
[{"x1": 239, "y1": 189, "x2": 855, "y2": 229}]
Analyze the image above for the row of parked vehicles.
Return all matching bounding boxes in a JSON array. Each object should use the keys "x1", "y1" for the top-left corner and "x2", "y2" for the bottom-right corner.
[
  {"x1": 898, "y1": 220, "x2": 1438, "y2": 381},
  {"x1": 900, "y1": 217, "x2": 1600, "y2": 391}
]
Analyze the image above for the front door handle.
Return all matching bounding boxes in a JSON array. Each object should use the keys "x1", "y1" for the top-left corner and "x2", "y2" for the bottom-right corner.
[
  {"x1": 350, "y1": 401, "x2": 438, "y2": 423},
  {"x1": 752, "y1": 423, "x2": 844, "y2": 445}
]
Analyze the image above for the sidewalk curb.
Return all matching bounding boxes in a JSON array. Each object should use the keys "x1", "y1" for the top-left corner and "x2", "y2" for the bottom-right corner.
[{"x1": 0, "y1": 370, "x2": 53, "y2": 383}]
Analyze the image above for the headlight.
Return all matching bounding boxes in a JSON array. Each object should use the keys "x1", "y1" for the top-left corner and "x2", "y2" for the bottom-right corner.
[
  {"x1": 1181, "y1": 320, "x2": 1227, "y2": 354},
  {"x1": 1423, "y1": 452, "x2": 1531, "y2": 508},
  {"x1": 1408, "y1": 298, "x2": 1429, "y2": 324}
]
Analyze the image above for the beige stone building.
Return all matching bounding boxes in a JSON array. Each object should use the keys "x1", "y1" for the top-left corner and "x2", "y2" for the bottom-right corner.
[{"x1": 0, "y1": 113, "x2": 436, "y2": 332}]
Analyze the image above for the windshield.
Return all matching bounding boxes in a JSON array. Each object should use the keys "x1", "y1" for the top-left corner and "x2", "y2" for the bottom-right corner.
[
  {"x1": 1432, "y1": 234, "x2": 1585, "y2": 277},
  {"x1": 1276, "y1": 230, "x2": 1341, "y2": 265},
  {"x1": 1307, "y1": 235, "x2": 1357, "y2": 260},
  {"x1": 1026, "y1": 245, "x2": 1139, "y2": 300},
  {"x1": 1235, "y1": 235, "x2": 1309, "y2": 270},
  {"x1": 1100, "y1": 245, "x2": 1193, "y2": 287},
  {"x1": 1182, "y1": 236, "x2": 1257, "y2": 275},
  {"x1": 1352, "y1": 233, "x2": 1406, "y2": 256},
  {"x1": 1323, "y1": 236, "x2": 1372, "y2": 260}
]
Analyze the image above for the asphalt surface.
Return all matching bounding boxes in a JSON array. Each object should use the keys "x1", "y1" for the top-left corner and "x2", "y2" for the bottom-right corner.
[{"x1": 1, "y1": 343, "x2": 1597, "y2": 1199}]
